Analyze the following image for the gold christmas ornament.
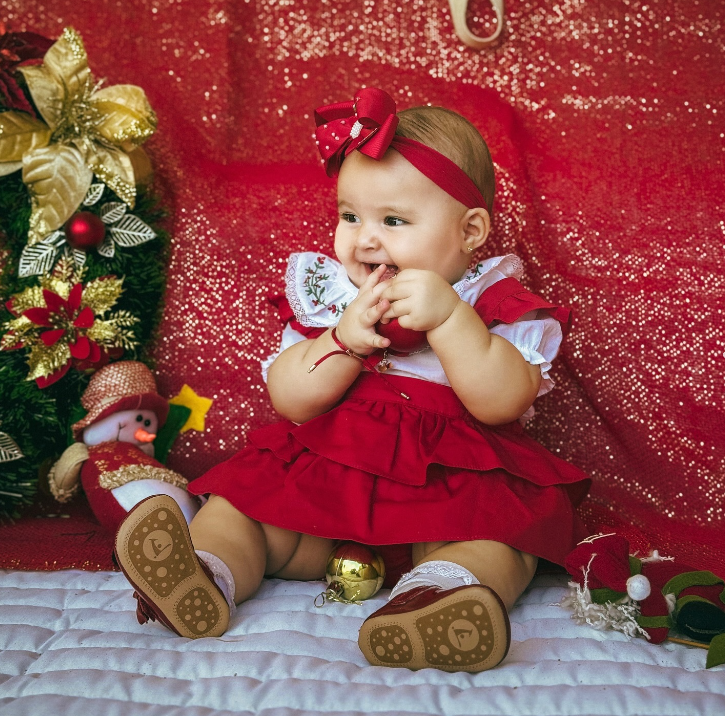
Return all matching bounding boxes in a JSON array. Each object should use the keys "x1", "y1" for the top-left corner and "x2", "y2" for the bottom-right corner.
[
  {"x1": 315, "y1": 542, "x2": 386, "y2": 607},
  {"x1": 0, "y1": 27, "x2": 157, "y2": 244}
]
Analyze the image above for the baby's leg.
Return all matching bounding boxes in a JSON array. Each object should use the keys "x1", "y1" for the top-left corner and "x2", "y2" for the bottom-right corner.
[
  {"x1": 358, "y1": 539, "x2": 536, "y2": 672},
  {"x1": 411, "y1": 539, "x2": 538, "y2": 610},
  {"x1": 190, "y1": 494, "x2": 334, "y2": 602},
  {"x1": 115, "y1": 493, "x2": 332, "y2": 639}
]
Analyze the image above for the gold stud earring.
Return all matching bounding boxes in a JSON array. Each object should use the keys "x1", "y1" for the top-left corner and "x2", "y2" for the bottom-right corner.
[{"x1": 467, "y1": 246, "x2": 474, "y2": 252}]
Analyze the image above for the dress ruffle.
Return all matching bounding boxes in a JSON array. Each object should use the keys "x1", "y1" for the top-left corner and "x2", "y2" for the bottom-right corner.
[{"x1": 189, "y1": 374, "x2": 590, "y2": 567}]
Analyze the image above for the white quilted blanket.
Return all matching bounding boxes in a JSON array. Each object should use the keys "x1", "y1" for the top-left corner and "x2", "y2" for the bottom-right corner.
[{"x1": 1, "y1": 570, "x2": 723, "y2": 715}]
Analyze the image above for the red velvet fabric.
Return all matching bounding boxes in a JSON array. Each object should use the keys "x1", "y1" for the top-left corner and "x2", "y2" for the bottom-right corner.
[{"x1": 4, "y1": 1, "x2": 724, "y2": 573}]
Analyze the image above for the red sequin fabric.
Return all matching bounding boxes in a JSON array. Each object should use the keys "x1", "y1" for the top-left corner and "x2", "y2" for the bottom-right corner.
[{"x1": 5, "y1": 1, "x2": 724, "y2": 571}]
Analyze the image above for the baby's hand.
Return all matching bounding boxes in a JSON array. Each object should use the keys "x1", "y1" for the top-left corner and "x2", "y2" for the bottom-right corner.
[
  {"x1": 378, "y1": 269, "x2": 460, "y2": 332},
  {"x1": 335, "y1": 264, "x2": 393, "y2": 354}
]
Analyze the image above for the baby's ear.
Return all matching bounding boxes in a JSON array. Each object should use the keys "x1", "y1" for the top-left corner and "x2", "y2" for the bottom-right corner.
[{"x1": 462, "y1": 207, "x2": 490, "y2": 251}]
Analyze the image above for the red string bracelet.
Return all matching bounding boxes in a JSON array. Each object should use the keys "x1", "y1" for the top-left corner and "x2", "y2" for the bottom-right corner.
[
  {"x1": 307, "y1": 327, "x2": 367, "y2": 372},
  {"x1": 307, "y1": 327, "x2": 410, "y2": 400}
]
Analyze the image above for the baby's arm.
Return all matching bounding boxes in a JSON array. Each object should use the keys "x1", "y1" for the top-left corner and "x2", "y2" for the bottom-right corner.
[
  {"x1": 267, "y1": 264, "x2": 392, "y2": 423},
  {"x1": 428, "y1": 301, "x2": 541, "y2": 424},
  {"x1": 379, "y1": 269, "x2": 540, "y2": 425}
]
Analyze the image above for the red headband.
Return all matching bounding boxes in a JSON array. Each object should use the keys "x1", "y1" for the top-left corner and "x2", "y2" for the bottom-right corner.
[{"x1": 314, "y1": 88, "x2": 488, "y2": 212}]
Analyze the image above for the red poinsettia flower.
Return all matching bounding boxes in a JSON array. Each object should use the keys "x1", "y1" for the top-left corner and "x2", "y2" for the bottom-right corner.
[
  {"x1": 0, "y1": 22, "x2": 53, "y2": 115},
  {"x1": 22, "y1": 283, "x2": 108, "y2": 387}
]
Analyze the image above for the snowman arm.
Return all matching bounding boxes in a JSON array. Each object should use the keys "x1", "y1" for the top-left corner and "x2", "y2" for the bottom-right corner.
[{"x1": 48, "y1": 442, "x2": 89, "y2": 503}]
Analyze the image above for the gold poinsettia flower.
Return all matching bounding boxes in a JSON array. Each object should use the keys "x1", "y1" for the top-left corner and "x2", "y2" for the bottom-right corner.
[{"x1": 0, "y1": 27, "x2": 157, "y2": 244}]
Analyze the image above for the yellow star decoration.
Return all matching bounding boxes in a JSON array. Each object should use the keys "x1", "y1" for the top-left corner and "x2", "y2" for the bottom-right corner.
[{"x1": 168, "y1": 384, "x2": 213, "y2": 433}]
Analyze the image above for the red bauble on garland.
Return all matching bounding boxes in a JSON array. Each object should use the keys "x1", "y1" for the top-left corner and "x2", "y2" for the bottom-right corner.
[{"x1": 64, "y1": 212, "x2": 106, "y2": 250}]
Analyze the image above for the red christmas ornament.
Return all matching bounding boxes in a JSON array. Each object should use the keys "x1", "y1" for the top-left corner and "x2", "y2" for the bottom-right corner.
[
  {"x1": 64, "y1": 212, "x2": 106, "y2": 250},
  {"x1": 376, "y1": 318, "x2": 428, "y2": 353}
]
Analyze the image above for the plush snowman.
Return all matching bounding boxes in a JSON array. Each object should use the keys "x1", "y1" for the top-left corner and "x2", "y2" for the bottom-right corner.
[{"x1": 49, "y1": 361, "x2": 200, "y2": 531}]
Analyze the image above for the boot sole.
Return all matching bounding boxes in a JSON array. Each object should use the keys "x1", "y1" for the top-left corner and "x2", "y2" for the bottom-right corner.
[
  {"x1": 114, "y1": 494, "x2": 229, "y2": 639},
  {"x1": 358, "y1": 585, "x2": 510, "y2": 672}
]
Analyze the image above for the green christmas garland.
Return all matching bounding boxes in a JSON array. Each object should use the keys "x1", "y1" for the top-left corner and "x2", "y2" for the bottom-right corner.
[
  {"x1": 0, "y1": 174, "x2": 170, "y2": 519},
  {"x1": 0, "y1": 26, "x2": 170, "y2": 519}
]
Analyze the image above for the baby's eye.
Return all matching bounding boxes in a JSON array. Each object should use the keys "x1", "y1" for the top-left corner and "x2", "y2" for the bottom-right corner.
[
  {"x1": 340, "y1": 212, "x2": 359, "y2": 223},
  {"x1": 135, "y1": 415, "x2": 143, "y2": 423},
  {"x1": 384, "y1": 216, "x2": 407, "y2": 227}
]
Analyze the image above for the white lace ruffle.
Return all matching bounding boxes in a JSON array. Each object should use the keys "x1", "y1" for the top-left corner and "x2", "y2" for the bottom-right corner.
[{"x1": 388, "y1": 560, "x2": 480, "y2": 601}]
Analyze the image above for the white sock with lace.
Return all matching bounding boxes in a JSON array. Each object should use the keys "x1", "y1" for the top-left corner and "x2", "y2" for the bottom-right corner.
[
  {"x1": 388, "y1": 560, "x2": 480, "y2": 601},
  {"x1": 196, "y1": 550, "x2": 236, "y2": 615}
]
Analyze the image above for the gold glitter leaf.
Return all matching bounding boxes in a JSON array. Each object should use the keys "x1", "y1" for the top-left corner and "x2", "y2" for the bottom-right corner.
[
  {"x1": 81, "y1": 277, "x2": 124, "y2": 313},
  {"x1": 87, "y1": 145, "x2": 136, "y2": 207},
  {"x1": 6, "y1": 286, "x2": 46, "y2": 314},
  {"x1": 18, "y1": 66, "x2": 65, "y2": 131},
  {"x1": 11, "y1": 28, "x2": 158, "y2": 246},
  {"x1": 22, "y1": 144, "x2": 93, "y2": 245},
  {"x1": 92, "y1": 85, "x2": 158, "y2": 147},
  {"x1": 0, "y1": 161, "x2": 22, "y2": 177},
  {"x1": 20, "y1": 27, "x2": 90, "y2": 130},
  {"x1": 86, "y1": 322, "x2": 116, "y2": 342},
  {"x1": 27, "y1": 341, "x2": 70, "y2": 382},
  {"x1": 0, "y1": 111, "x2": 52, "y2": 163},
  {"x1": 48, "y1": 257, "x2": 83, "y2": 287},
  {"x1": 0, "y1": 325, "x2": 25, "y2": 351}
]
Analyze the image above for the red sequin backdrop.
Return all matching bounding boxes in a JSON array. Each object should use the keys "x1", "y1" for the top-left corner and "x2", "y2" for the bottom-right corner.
[{"x1": 5, "y1": 1, "x2": 724, "y2": 571}]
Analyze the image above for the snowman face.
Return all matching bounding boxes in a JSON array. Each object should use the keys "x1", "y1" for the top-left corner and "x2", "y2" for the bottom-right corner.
[{"x1": 82, "y1": 409, "x2": 159, "y2": 456}]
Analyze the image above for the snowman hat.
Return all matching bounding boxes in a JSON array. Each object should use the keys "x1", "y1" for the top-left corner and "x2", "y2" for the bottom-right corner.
[{"x1": 72, "y1": 361, "x2": 169, "y2": 440}]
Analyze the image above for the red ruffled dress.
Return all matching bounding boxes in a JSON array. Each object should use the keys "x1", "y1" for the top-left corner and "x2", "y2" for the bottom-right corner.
[{"x1": 189, "y1": 253, "x2": 591, "y2": 582}]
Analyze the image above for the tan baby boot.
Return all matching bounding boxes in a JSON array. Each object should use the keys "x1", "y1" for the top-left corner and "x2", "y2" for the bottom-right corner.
[{"x1": 114, "y1": 494, "x2": 230, "y2": 638}]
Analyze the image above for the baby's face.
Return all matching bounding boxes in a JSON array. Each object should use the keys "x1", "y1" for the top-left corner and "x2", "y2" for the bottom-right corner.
[{"x1": 335, "y1": 150, "x2": 472, "y2": 288}]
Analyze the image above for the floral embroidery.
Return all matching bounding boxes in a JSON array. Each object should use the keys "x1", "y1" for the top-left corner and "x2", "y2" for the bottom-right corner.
[
  {"x1": 303, "y1": 256, "x2": 330, "y2": 306},
  {"x1": 302, "y1": 256, "x2": 347, "y2": 314},
  {"x1": 468, "y1": 262, "x2": 484, "y2": 279},
  {"x1": 326, "y1": 302, "x2": 347, "y2": 315}
]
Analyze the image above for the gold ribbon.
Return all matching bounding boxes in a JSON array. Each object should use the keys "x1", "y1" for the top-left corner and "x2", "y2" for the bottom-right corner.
[{"x1": 0, "y1": 27, "x2": 157, "y2": 244}]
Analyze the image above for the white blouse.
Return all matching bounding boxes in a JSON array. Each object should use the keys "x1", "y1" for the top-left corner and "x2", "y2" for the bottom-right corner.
[{"x1": 262, "y1": 253, "x2": 564, "y2": 420}]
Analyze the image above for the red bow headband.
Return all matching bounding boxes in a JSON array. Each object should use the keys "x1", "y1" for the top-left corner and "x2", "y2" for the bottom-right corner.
[{"x1": 314, "y1": 88, "x2": 489, "y2": 212}]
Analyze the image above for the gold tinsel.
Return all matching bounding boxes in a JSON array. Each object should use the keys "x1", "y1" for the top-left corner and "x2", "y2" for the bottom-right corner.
[{"x1": 98, "y1": 464, "x2": 189, "y2": 491}]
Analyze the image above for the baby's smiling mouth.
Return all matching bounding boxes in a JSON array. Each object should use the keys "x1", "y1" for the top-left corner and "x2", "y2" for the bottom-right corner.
[{"x1": 368, "y1": 263, "x2": 398, "y2": 279}]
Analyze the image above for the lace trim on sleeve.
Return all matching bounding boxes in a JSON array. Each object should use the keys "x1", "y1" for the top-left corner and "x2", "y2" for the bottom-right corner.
[{"x1": 454, "y1": 254, "x2": 524, "y2": 299}]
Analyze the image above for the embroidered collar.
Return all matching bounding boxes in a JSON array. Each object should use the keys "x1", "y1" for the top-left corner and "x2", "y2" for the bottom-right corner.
[{"x1": 285, "y1": 252, "x2": 524, "y2": 327}]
